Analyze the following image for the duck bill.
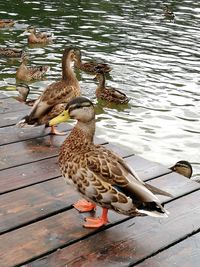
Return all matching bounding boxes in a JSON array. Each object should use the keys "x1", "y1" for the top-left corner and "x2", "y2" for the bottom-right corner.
[{"x1": 49, "y1": 110, "x2": 70, "y2": 126}]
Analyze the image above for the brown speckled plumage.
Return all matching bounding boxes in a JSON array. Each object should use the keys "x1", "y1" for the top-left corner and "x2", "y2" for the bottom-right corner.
[
  {"x1": 74, "y1": 49, "x2": 111, "y2": 74},
  {"x1": 50, "y1": 97, "x2": 170, "y2": 224},
  {"x1": 17, "y1": 47, "x2": 81, "y2": 128},
  {"x1": 95, "y1": 72, "x2": 129, "y2": 104},
  {"x1": 27, "y1": 26, "x2": 53, "y2": 44},
  {"x1": 0, "y1": 19, "x2": 15, "y2": 28},
  {"x1": 16, "y1": 56, "x2": 49, "y2": 82},
  {"x1": 0, "y1": 48, "x2": 24, "y2": 58}
]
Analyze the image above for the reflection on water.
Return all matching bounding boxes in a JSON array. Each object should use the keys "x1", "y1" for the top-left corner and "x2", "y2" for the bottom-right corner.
[{"x1": 0, "y1": 0, "x2": 199, "y2": 177}]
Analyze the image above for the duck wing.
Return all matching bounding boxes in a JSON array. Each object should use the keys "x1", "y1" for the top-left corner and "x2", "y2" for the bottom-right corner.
[{"x1": 84, "y1": 146, "x2": 171, "y2": 217}]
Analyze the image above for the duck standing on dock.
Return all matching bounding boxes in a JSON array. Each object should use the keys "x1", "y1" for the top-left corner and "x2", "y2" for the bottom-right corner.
[
  {"x1": 16, "y1": 55, "x2": 49, "y2": 82},
  {"x1": 26, "y1": 26, "x2": 53, "y2": 44},
  {"x1": 95, "y1": 70, "x2": 129, "y2": 104},
  {"x1": 74, "y1": 49, "x2": 111, "y2": 74},
  {"x1": 16, "y1": 47, "x2": 81, "y2": 135},
  {"x1": 49, "y1": 96, "x2": 172, "y2": 228},
  {"x1": 170, "y1": 161, "x2": 193, "y2": 178}
]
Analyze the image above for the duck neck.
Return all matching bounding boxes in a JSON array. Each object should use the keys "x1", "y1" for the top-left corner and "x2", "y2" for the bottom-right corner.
[
  {"x1": 62, "y1": 51, "x2": 75, "y2": 81},
  {"x1": 97, "y1": 73, "x2": 106, "y2": 89},
  {"x1": 74, "y1": 53, "x2": 82, "y2": 68},
  {"x1": 63, "y1": 119, "x2": 96, "y2": 151}
]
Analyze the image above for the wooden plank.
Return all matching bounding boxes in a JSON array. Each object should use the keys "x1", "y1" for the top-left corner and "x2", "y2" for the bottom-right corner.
[
  {"x1": 0, "y1": 176, "x2": 199, "y2": 267},
  {"x1": 0, "y1": 109, "x2": 29, "y2": 128},
  {"x1": 0, "y1": 97, "x2": 29, "y2": 114},
  {"x1": 136, "y1": 232, "x2": 200, "y2": 267},
  {"x1": 0, "y1": 178, "x2": 78, "y2": 234},
  {"x1": 0, "y1": 171, "x2": 199, "y2": 236},
  {"x1": 0, "y1": 93, "x2": 9, "y2": 99},
  {"x1": 0, "y1": 123, "x2": 72, "y2": 146},
  {"x1": 0, "y1": 134, "x2": 107, "y2": 171},
  {"x1": 25, "y1": 189, "x2": 200, "y2": 267},
  {"x1": 0, "y1": 153, "x2": 169, "y2": 194}
]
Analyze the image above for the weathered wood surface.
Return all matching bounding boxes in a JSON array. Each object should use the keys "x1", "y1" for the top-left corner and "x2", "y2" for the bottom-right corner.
[{"x1": 0, "y1": 94, "x2": 200, "y2": 267}]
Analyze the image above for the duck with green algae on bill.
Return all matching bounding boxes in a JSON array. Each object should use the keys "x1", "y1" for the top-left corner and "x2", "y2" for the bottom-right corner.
[{"x1": 49, "y1": 96, "x2": 172, "y2": 228}]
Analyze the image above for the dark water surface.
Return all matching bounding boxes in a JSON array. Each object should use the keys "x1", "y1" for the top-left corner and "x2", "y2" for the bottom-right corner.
[{"x1": 0, "y1": 0, "x2": 199, "y2": 178}]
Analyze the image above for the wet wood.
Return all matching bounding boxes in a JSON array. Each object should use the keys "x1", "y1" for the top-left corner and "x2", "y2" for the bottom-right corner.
[
  {"x1": 27, "y1": 190, "x2": 200, "y2": 267},
  {"x1": 137, "y1": 232, "x2": 200, "y2": 267},
  {"x1": 0, "y1": 123, "x2": 72, "y2": 146},
  {"x1": 0, "y1": 135, "x2": 107, "y2": 171},
  {"x1": 0, "y1": 178, "x2": 79, "y2": 234},
  {"x1": 0, "y1": 95, "x2": 199, "y2": 267},
  {"x1": 0, "y1": 97, "x2": 29, "y2": 114}
]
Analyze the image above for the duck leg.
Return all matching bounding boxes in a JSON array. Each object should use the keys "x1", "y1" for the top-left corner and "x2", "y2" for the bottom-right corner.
[
  {"x1": 74, "y1": 199, "x2": 96, "y2": 212},
  {"x1": 50, "y1": 125, "x2": 67, "y2": 136},
  {"x1": 84, "y1": 208, "x2": 108, "y2": 228}
]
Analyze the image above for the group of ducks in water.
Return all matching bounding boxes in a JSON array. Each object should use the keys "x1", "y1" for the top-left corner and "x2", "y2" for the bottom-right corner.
[{"x1": 0, "y1": 6, "x2": 193, "y2": 228}]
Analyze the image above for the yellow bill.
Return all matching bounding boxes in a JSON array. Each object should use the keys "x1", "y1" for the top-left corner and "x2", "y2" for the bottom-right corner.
[{"x1": 49, "y1": 110, "x2": 70, "y2": 126}]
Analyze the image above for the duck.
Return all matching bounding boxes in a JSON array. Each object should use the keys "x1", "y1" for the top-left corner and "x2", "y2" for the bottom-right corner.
[
  {"x1": 0, "y1": 47, "x2": 25, "y2": 58},
  {"x1": 74, "y1": 49, "x2": 111, "y2": 74},
  {"x1": 26, "y1": 26, "x2": 53, "y2": 44},
  {"x1": 14, "y1": 83, "x2": 35, "y2": 106},
  {"x1": 0, "y1": 19, "x2": 15, "y2": 28},
  {"x1": 163, "y1": 5, "x2": 175, "y2": 20},
  {"x1": 170, "y1": 160, "x2": 193, "y2": 178},
  {"x1": 94, "y1": 70, "x2": 129, "y2": 104},
  {"x1": 16, "y1": 55, "x2": 49, "y2": 82},
  {"x1": 49, "y1": 96, "x2": 172, "y2": 228},
  {"x1": 16, "y1": 47, "x2": 81, "y2": 135}
]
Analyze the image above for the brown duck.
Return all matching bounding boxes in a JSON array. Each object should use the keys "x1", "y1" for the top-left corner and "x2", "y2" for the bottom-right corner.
[
  {"x1": 170, "y1": 160, "x2": 193, "y2": 178},
  {"x1": 0, "y1": 19, "x2": 15, "y2": 28},
  {"x1": 14, "y1": 83, "x2": 35, "y2": 106},
  {"x1": 0, "y1": 48, "x2": 25, "y2": 58},
  {"x1": 74, "y1": 49, "x2": 111, "y2": 74},
  {"x1": 49, "y1": 96, "x2": 172, "y2": 228},
  {"x1": 17, "y1": 47, "x2": 81, "y2": 135},
  {"x1": 95, "y1": 70, "x2": 129, "y2": 104},
  {"x1": 16, "y1": 56, "x2": 49, "y2": 82},
  {"x1": 27, "y1": 26, "x2": 53, "y2": 44}
]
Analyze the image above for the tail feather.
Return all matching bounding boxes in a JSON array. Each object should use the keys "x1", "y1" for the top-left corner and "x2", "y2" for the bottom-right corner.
[
  {"x1": 145, "y1": 183, "x2": 173, "y2": 198},
  {"x1": 137, "y1": 201, "x2": 169, "y2": 218}
]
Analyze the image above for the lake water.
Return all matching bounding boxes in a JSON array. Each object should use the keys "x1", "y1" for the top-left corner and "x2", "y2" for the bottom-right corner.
[{"x1": 0, "y1": 0, "x2": 199, "y2": 178}]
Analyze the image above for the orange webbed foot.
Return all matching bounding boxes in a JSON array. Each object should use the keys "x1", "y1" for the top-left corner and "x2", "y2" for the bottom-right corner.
[
  {"x1": 74, "y1": 199, "x2": 96, "y2": 212},
  {"x1": 50, "y1": 125, "x2": 67, "y2": 136},
  {"x1": 83, "y1": 208, "x2": 108, "y2": 228}
]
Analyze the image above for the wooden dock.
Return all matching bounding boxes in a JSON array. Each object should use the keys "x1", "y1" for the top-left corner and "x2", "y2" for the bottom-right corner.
[{"x1": 0, "y1": 94, "x2": 200, "y2": 267}]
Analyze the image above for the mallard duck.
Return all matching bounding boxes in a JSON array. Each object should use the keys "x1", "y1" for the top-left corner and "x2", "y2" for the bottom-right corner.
[
  {"x1": 16, "y1": 55, "x2": 49, "y2": 81},
  {"x1": 0, "y1": 19, "x2": 15, "y2": 28},
  {"x1": 74, "y1": 49, "x2": 111, "y2": 74},
  {"x1": 95, "y1": 70, "x2": 129, "y2": 104},
  {"x1": 26, "y1": 26, "x2": 53, "y2": 44},
  {"x1": 16, "y1": 47, "x2": 81, "y2": 135},
  {"x1": 49, "y1": 96, "x2": 171, "y2": 228},
  {"x1": 14, "y1": 83, "x2": 35, "y2": 106},
  {"x1": 163, "y1": 5, "x2": 175, "y2": 20},
  {"x1": 170, "y1": 160, "x2": 193, "y2": 178},
  {"x1": 0, "y1": 48, "x2": 25, "y2": 58}
]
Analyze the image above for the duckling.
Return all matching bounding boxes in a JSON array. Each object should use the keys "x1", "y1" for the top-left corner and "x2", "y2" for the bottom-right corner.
[
  {"x1": 163, "y1": 5, "x2": 175, "y2": 20},
  {"x1": 170, "y1": 160, "x2": 193, "y2": 178},
  {"x1": 27, "y1": 26, "x2": 53, "y2": 44},
  {"x1": 95, "y1": 70, "x2": 129, "y2": 104},
  {"x1": 16, "y1": 47, "x2": 81, "y2": 135},
  {"x1": 0, "y1": 48, "x2": 25, "y2": 58},
  {"x1": 49, "y1": 96, "x2": 171, "y2": 228},
  {"x1": 74, "y1": 49, "x2": 111, "y2": 74},
  {"x1": 16, "y1": 55, "x2": 49, "y2": 82},
  {"x1": 14, "y1": 83, "x2": 35, "y2": 106},
  {"x1": 0, "y1": 19, "x2": 15, "y2": 28}
]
